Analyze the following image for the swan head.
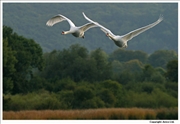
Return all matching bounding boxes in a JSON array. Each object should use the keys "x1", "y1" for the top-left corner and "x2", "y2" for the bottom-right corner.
[
  {"x1": 106, "y1": 33, "x2": 110, "y2": 37},
  {"x1": 82, "y1": 35, "x2": 85, "y2": 39},
  {"x1": 61, "y1": 31, "x2": 65, "y2": 35}
]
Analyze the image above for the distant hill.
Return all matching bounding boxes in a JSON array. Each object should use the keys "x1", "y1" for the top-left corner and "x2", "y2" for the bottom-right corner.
[{"x1": 3, "y1": 3, "x2": 178, "y2": 54}]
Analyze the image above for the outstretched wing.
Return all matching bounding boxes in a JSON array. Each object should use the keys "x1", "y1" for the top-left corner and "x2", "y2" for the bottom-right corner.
[
  {"x1": 79, "y1": 22, "x2": 97, "y2": 32},
  {"x1": 82, "y1": 12, "x2": 115, "y2": 37},
  {"x1": 46, "y1": 14, "x2": 76, "y2": 28},
  {"x1": 121, "y1": 15, "x2": 163, "y2": 42}
]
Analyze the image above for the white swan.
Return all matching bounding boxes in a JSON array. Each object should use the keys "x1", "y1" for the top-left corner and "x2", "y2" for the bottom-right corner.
[
  {"x1": 82, "y1": 12, "x2": 163, "y2": 47},
  {"x1": 46, "y1": 14, "x2": 97, "y2": 38}
]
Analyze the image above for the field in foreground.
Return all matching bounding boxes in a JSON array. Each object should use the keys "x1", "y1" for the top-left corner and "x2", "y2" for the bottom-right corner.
[{"x1": 3, "y1": 108, "x2": 178, "y2": 120}]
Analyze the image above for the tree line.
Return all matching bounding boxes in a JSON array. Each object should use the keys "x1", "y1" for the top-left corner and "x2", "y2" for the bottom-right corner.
[{"x1": 3, "y1": 26, "x2": 178, "y2": 110}]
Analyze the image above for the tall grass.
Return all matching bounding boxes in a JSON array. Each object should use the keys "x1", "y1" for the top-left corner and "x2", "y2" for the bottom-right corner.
[{"x1": 3, "y1": 107, "x2": 178, "y2": 120}]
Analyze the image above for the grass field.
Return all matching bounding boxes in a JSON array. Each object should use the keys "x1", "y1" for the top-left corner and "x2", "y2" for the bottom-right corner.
[{"x1": 3, "y1": 107, "x2": 178, "y2": 120}]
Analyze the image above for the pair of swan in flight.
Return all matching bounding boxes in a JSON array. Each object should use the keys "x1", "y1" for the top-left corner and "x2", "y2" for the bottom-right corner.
[{"x1": 46, "y1": 12, "x2": 163, "y2": 48}]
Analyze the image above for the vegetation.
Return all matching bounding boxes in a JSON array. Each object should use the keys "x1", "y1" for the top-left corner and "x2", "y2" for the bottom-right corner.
[
  {"x1": 3, "y1": 3, "x2": 178, "y2": 53},
  {"x1": 3, "y1": 108, "x2": 178, "y2": 120},
  {"x1": 3, "y1": 26, "x2": 178, "y2": 116},
  {"x1": 3, "y1": 26, "x2": 44, "y2": 94}
]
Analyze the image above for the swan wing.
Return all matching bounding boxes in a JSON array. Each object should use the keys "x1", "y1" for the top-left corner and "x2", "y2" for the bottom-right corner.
[
  {"x1": 46, "y1": 14, "x2": 76, "y2": 28},
  {"x1": 79, "y1": 22, "x2": 97, "y2": 32},
  {"x1": 82, "y1": 12, "x2": 115, "y2": 37},
  {"x1": 121, "y1": 14, "x2": 163, "y2": 42}
]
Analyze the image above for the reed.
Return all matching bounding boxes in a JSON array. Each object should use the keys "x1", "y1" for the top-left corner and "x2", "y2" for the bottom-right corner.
[{"x1": 3, "y1": 107, "x2": 177, "y2": 120}]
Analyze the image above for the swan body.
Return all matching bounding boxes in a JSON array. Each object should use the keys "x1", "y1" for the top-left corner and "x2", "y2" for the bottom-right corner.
[
  {"x1": 46, "y1": 14, "x2": 97, "y2": 38},
  {"x1": 82, "y1": 12, "x2": 163, "y2": 47}
]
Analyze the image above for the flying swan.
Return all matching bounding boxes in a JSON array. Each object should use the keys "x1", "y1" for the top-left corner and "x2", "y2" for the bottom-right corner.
[
  {"x1": 46, "y1": 14, "x2": 97, "y2": 38},
  {"x1": 82, "y1": 12, "x2": 163, "y2": 47}
]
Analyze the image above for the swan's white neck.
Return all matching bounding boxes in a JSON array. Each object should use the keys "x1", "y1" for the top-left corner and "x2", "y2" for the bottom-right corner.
[
  {"x1": 107, "y1": 33, "x2": 116, "y2": 41},
  {"x1": 62, "y1": 30, "x2": 74, "y2": 35}
]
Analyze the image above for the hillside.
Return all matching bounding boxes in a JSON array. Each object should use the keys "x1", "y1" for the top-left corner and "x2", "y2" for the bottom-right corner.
[{"x1": 3, "y1": 3, "x2": 178, "y2": 53}]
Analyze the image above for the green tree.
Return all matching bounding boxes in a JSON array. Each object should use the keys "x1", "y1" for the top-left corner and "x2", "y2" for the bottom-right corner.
[
  {"x1": 109, "y1": 49, "x2": 148, "y2": 63},
  {"x1": 53, "y1": 78, "x2": 76, "y2": 92},
  {"x1": 3, "y1": 26, "x2": 44, "y2": 94},
  {"x1": 3, "y1": 39, "x2": 17, "y2": 94},
  {"x1": 123, "y1": 59, "x2": 143, "y2": 72},
  {"x1": 142, "y1": 64, "x2": 156, "y2": 81},
  {"x1": 165, "y1": 60, "x2": 178, "y2": 82},
  {"x1": 3, "y1": 25, "x2": 13, "y2": 39},
  {"x1": 148, "y1": 50, "x2": 177, "y2": 68},
  {"x1": 41, "y1": 45, "x2": 112, "y2": 82},
  {"x1": 73, "y1": 86, "x2": 95, "y2": 109},
  {"x1": 152, "y1": 88, "x2": 178, "y2": 108},
  {"x1": 41, "y1": 44, "x2": 98, "y2": 82},
  {"x1": 90, "y1": 48, "x2": 112, "y2": 81},
  {"x1": 29, "y1": 76, "x2": 49, "y2": 92},
  {"x1": 141, "y1": 64, "x2": 165, "y2": 83},
  {"x1": 57, "y1": 90, "x2": 74, "y2": 109},
  {"x1": 100, "y1": 80, "x2": 123, "y2": 95},
  {"x1": 115, "y1": 70, "x2": 138, "y2": 84},
  {"x1": 111, "y1": 60, "x2": 123, "y2": 74},
  {"x1": 98, "y1": 88, "x2": 116, "y2": 107}
]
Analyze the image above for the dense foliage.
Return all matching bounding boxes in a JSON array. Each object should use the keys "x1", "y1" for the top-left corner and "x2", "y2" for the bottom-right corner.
[
  {"x1": 3, "y1": 26, "x2": 178, "y2": 111},
  {"x1": 3, "y1": 26, "x2": 44, "y2": 94},
  {"x1": 3, "y1": 3, "x2": 178, "y2": 53}
]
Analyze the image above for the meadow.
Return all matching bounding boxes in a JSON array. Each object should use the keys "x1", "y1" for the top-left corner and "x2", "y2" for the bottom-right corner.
[{"x1": 3, "y1": 107, "x2": 178, "y2": 120}]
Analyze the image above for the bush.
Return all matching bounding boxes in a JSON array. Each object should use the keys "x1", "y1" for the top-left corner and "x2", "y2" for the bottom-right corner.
[
  {"x1": 81, "y1": 99, "x2": 97, "y2": 109},
  {"x1": 56, "y1": 90, "x2": 74, "y2": 109},
  {"x1": 53, "y1": 78, "x2": 76, "y2": 92},
  {"x1": 152, "y1": 88, "x2": 178, "y2": 108},
  {"x1": 156, "y1": 108, "x2": 178, "y2": 119},
  {"x1": 98, "y1": 89, "x2": 116, "y2": 107},
  {"x1": 122, "y1": 87, "x2": 178, "y2": 108},
  {"x1": 3, "y1": 90, "x2": 63, "y2": 111},
  {"x1": 34, "y1": 94, "x2": 61, "y2": 110},
  {"x1": 124, "y1": 91, "x2": 157, "y2": 108},
  {"x1": 3, "y1": 94, "x2": 12, "y2": 111},
  {"x1": 100, "y1": 80, "x2": 123, "y2": 95},
  {"x1": 150, "y1": 72, "x2": 166, "y2": 83},
  {"x1": 73, "y1": 86, "x2": 95, "y2": 109},
  {"x1": 115, "y1": 71, "x2": 136, "y2": 84}
]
